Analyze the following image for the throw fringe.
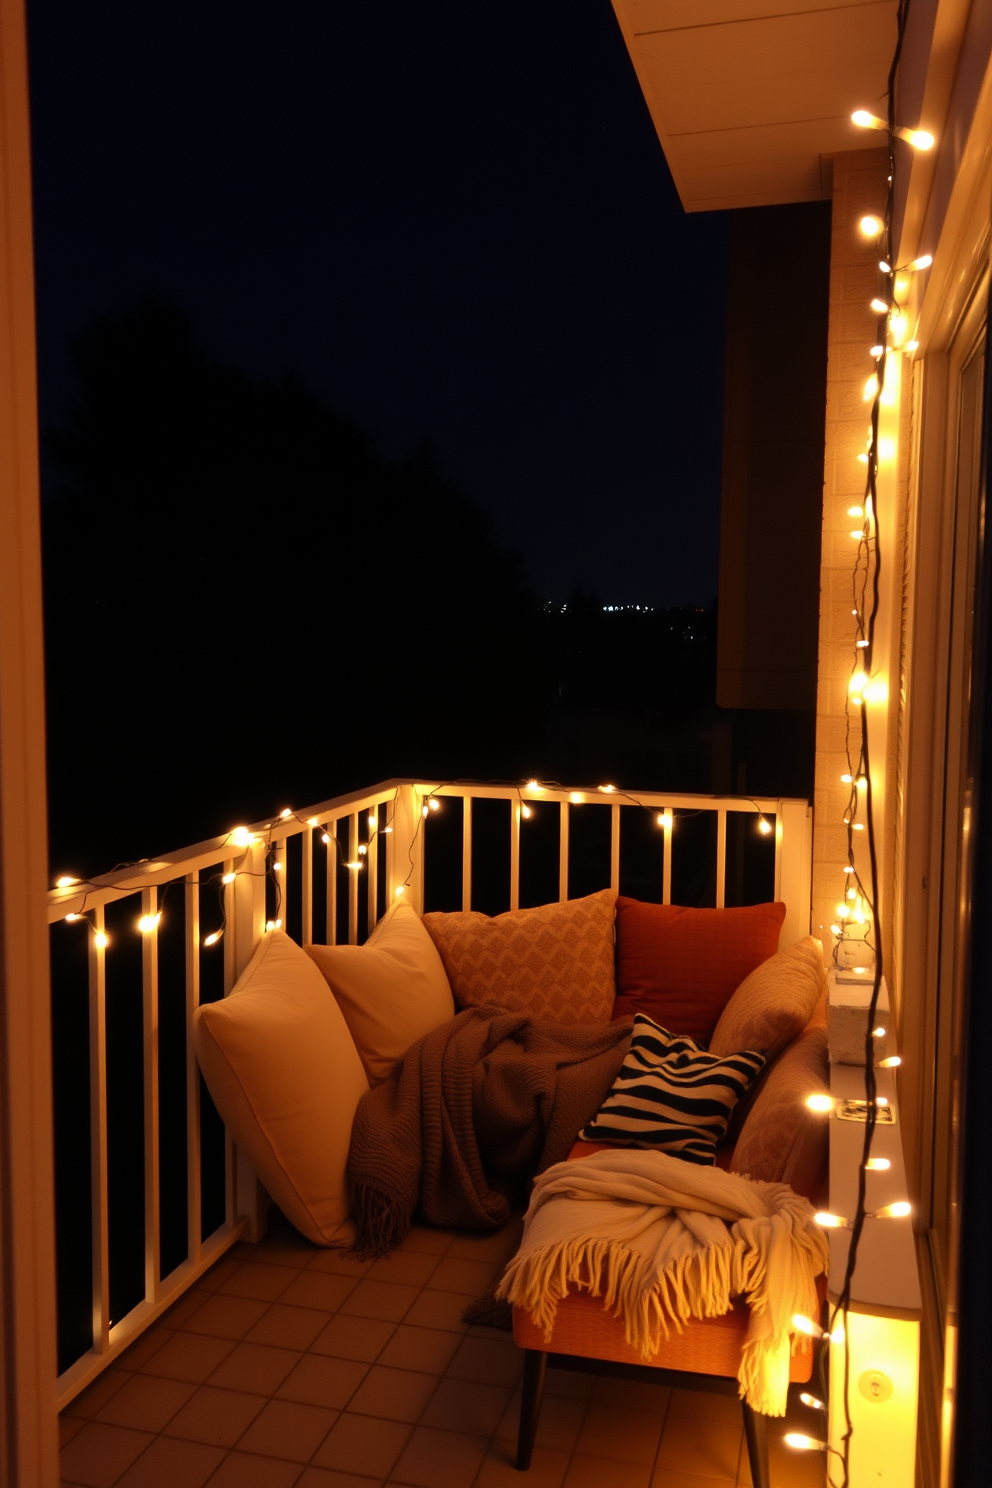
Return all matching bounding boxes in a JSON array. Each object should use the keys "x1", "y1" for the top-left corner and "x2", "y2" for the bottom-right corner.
[{"x1": 350, "y1": 1183, "x2": 409, "y2": 1261}]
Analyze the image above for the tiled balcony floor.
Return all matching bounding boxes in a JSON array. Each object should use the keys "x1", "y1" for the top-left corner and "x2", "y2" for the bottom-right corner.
[{"x1": 59, "y1": 1218, "x2": 826, "y2": 1488}]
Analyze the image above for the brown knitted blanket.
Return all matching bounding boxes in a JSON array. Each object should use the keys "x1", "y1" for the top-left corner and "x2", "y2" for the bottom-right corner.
[{"x1": 347, "y1": 1007, "x2": 632, "y2": 1258}]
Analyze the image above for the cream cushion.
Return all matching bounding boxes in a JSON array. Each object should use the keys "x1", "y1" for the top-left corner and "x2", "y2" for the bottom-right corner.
[
  {"x1": 193, "y1": 929, "x2": 368, "y2": 1246},
  {"x1": 306, "y1": 899, "x2": 455, "y2": 1085},
  {"x1": 709, "y1": 936, "x2": 826, "y2": 1060}
]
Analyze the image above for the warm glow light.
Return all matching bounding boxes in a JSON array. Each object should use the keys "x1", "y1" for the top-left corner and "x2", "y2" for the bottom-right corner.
[
  {"x1": 844, "y1": 865, "x2": 855, "y2": 873},
  {"x1": 521, "y1": 804, "x2": 533, "y2": 819},
  {"x1": 859, "y1": 214, "x2": 883, "y2": 238},
  {"x1": 906, "y1": 339, "x2": 919, "y2": 352},
  {"x1": 272, "y1": 861, "x2": 282, "y2": 871},
  {"x1": 792, "y1": 1314, "x2": 820, "y2": 1337},
  {"x1": 266, "y1": 919, "x2": 275, "y2": 931},
  {"x1": 785, "y1": 1433, "x2": 827, "y2": 1452},
  {"x1": 525, "y1": 780, "x2": 544, "y2": 792},
  {"x1": 65, "y1": 912, "x2": 82, "y2": 922},
  {"x1": 907, "y1": 253, "x2": 933, "y2": 271},
  {"x1": 307, "y1": 817, "x2": 319, "y2": 827},
  {"x1": 815, "y1": 1212, "x2": 851, "y2": 1229},
  {"x1": 598, "y1": 784, "x2": 616, "y2": 794},
  {"x1": 754, "y1": 818, "x2": 771, "y2": 837},
  {"x1": 344, "y1": 861, "x2": 363, "y2": 871},
  {"x1": 800, "y1": 1393, "x2": 826, "y2": 1411},
  {"x1": 848, "y1": 506, "x2": 864, "y2": 518},
  {"x1": 321, "y1": 832, "x2": 331, "y2": 845},
  {"x1": 851, "y1": 529, "x2": 864, "y2": 540},
  {"x1": 850, "y1": 671, "x2": 868, "y2": 693},
  {"x1": 873, "y1": 1026, "x2": 887, "y2": 1037},
  {"x1": 876, "y1": 1096, "x2": 890, "y2": 1106},
  {"x1": 852, "y1": 822, "x2": 865, "y2": 831},
  {"x1": 830, "y1": 924, "x2": 842, "y2": 936},
  {"x1": 847, "y1": 888, "x2": 857, "y2": 900},
  {"x1": 858, "y1": 451, "x2": 870, "y2": 464},
  {"x1": 841, "y1": 773, "x2": 854, "y2": 783},
  {"x1": 836, "y1": 904, "x2": 851, "y2": 919},
  {"x1": 357, "y1": 844, "x2": 367, "y2": 855},
  {"x1": 569, "y1": 792, "x2": 582, "y2": 804},
  {"x1": 137, "y1": 913, "x2": 161, "y2": 934},
  {"x1": 222, "y1": 872, "x2": 236, "y2": 885},
  {"x1": 395, "y1": 885, "x2": 406, "y2": 896},
  {"x1": 94, "y1": 931, "x2": 110, "y2": 949},
  {"x1": 368, "y1": 815, "x2": 377, "y2": 830},
  {"x1": 870, "y1": 297, "x2": 890, "y2": 314},
  {"x1": 228, "y1": 826, "x2": 252, "y2": 848},
  {"x1": 897, "y1": 127, "x2": 934, "y2": 150},
  {"x1": 866, "y1": 1157, "x2": 891, "y2": 1171},
  {"x1": 872, "y1": 1201, "x2": 912, "y2": 1219},
  {"x1": 55, "y1": 875, "x2": 78, "y2": 888},
  {"x1": 870, "y1": 344, "x2": 884, "y2": 357},
  {"x1": 863, "y1": 374, "x2": 878, "y2": 401},
  {"x1": 852, "y1": 109, "x2": 886, "y2": 131},
  {"x1": 877, "y1": 1055, "x2": 901, "y2": 1068},
  {"x1": 279, "y1": 808, "x2": 292, "y2": 819},
  {"x1": 203, "y1": 931, "x2": 222, "y2": 947},
  {"x1": 422, "y1": 806, "x2": 429, "y2": 818},
  {"x1": 428, "y1": 798, "x2": 440, "y2": 812},
  {"x1": 806, "y1": 1094, "x2": 835, "y2": 1113},
  {"x1": 878, "y1": 259, "x2": 891, "y2": 273}
]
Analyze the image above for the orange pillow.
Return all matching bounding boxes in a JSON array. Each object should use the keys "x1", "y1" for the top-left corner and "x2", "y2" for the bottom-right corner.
[
  {"x1": 422, "y1": 889, "x2": 616, "y2": 1024},
  {"x1": 612, "y1": 899, "x2": 786, "y2": 1046}
]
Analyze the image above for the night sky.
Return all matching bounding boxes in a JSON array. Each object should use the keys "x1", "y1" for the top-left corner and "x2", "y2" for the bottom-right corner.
[{"x1": 27, "y1": 0, "x2": 729, "y2": 608}]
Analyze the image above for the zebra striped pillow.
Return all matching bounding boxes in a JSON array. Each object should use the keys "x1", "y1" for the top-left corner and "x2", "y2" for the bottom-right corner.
[{"x1": 579, "y1": 1015, "x2": 766, "y2": 1165}]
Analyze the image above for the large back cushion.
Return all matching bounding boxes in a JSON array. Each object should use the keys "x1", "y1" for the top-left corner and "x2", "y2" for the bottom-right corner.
[
  {"x1": 306, "y1": 899, "x2": 454, "y2": 1085},
  {"x1": 422, "y1": 889, "x2": 617, "y2": 1024},
  {"x1": 193, "y1": 929, "x2": 369, "y2": 1246},
  {"x1": 612, "y1": 899, "x2": 786, "y2": 1045},
  {"x1": 729, "y1": 1007, "x2": 830, "y2": 1203}
]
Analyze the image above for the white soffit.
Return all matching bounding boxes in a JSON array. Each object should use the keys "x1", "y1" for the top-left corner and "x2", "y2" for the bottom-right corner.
[{"x1": 611, "y1": 0, "x2": 899, "y2": 211}]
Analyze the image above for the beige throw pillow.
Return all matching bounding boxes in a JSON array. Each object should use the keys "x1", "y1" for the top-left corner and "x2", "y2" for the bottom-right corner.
[
  {"x1": 306, "y1": 899, "x2": 455, "y2": 1085},
  {"x1": 422, "y1": 889, "x2": 617, "y2": 1024},
  {"x1": 729, "y1": 1020, "x2": 830, "y2": 1203},
  {"x1": 193, "y1": 929, "x2": 368, "y2": 1246},
  {"x1": 709, "y1": 936, "x2": 826, "y2": 1060}
]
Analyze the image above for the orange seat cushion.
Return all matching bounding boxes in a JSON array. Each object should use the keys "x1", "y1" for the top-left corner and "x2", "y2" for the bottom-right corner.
[{"x1": 612, "y1": 900, "x2": 786, "y2": 1045}]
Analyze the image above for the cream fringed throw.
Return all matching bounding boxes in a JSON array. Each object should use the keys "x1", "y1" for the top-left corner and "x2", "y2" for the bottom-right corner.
[{"x1": 496, "y1": 1148, "x2": 829, "y2": 1416}]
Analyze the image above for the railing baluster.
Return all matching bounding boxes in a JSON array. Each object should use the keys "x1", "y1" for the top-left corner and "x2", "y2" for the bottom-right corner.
[
  {"x1": 716, "y1": 811, "x2": 727, "y2": 909},
  {"x1": 610, "y1": 804, "x2": 621, "y2": 895},
  {"x1": 274, "y1": 839, "x2": 287, "y2": 928},
  {"x1": 559, "y1": 802, "x2": 569, "y2": 902},
  {"x1": 301, "y1": 826, "x2": 313, "y2": 945},
  {"x1": 326, "y1": 822, "x2": 338, "y2": 945},
  {"x1": 662, "y1": 811, "x2": 672, "y2": 904},
  {"x1": 367, "y1": 807, "x2": 378, "y2": 933},
  {"x1": 89, "y1": 906, "x2": 110, "y2": 1354},
  {"x1": 184, "y1": 873, "x2": 202, "y2": 1269},
  {"x1": 462, "y1": 795, "x2": 473, "y2": 911},
  {"x1": 348, "y1": 814, "x2": 359, "y2": 944},
  {"x1": 142, "y1": 887, "x2": 162, "y2": 1301},
  {"x1": 510, "y1": 800, "x2": 520, "y2": 912}
]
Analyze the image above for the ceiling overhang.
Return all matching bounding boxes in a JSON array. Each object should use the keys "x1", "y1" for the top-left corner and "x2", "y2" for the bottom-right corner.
[{"x1": 611, "y1": 0, "x2": 900, "y2": 212}]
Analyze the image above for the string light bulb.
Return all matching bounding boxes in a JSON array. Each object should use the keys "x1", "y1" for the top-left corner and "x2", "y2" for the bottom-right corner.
[
  {"x1": 222, "y1": 872, "x2": 236, "y2": 885},
  {"x1": 757, "y1": 817, "x2": 772, "y2": 835},
  {"x1": 321, "y1": 832, "x2": 331, "y2": 845},
  {"x1": 800, "y1": 1393, "x2": 826, "y2": 1412},
  {"x1": 64, "y1": 912, "x2": 82, "y2": 922},
  {"x1": 657, "y1": 811, "x2": 673, "y2": 830},
  {"x1": 203, "y1": 930, "x2": 223, "y2": 947},
  {"x1": 906, "y1": 253, "x2": 933, "y2": 271},
  {"x1": 847, "y1": 506, "x2": 864, "y2": 518},
  {"x1": 307, "y1": 817, "x2": 319, "y2": 828},
  {"x1": 814, "y1": 1211, "x2": 852, "y2": 1229},
  {"x1": 569, "y1": 792, "x2": 582, "y2": 804},
  {"x1": 870, "y1": 1201, "x2": 912, "y2": 1219},
  {"x1": 873, "y1": 1025, "x2": 887, "y2": 1038},
  {"x1": 521, "y1": 804, "x2": 533, "y2": 819},
  {"x1": 863, "y1": 374, "x2": 879, "y2": 401},
  {"x1": 859, "y1": 215, "x2": 883, "y2": 238},
  {"x1": 806, "y1": 1094, "x2": 835, "y2": 1113},
  {"x1": 228, "y1": 826, "x2": 252, "y2": 848},
  {"x1": 55, "y1": 875, "x2": 78, "y2": 888},
  {"x1": 395, "y1": 885, "x2": 406, "y2": 896},
  {"x1": 279, "y1": 808, "x2": 292, "y2": 819},
  {"x1": 598, "y1": 784, "x2": 616, "y2": 794},
  {"x1": 94, "y1": 930, "x2": 110, "y2": 950},
  {"x1": 357, "y1": 844, "x2": 367, "y2": 856},
  {"x1": 877, "y1": 1055, "x2": 901, "y2": 1068},
  {"x1": 870, "y1": 297, "x2": 890, "y2": 314},
  {"x1": 865, "y1": 1157, "x2": 891, "y2": 1171},
  {"x1": 272, "y1": 860, "x2": 282, "y2": 871},
  {"x1": 851, "y1": 109, "x2": 886, "y2": 131},
  {"x1": 899, "y1": 127, "x2": 934, "y2": 150},
  {"x1": 137, "y1": 912, "x2": 161, "y2": 934},
  {"x1": 344, "y1": 861, "x2": 363, "y2": 871},
  {"x1": 784, "y1": 1434, "x2": 828, "y2": 1453},
  {"x1": 792, "y1": 1314, "x2": 844, "y2": 1345},
  {"x1": 428, "y1": 798, "x2": 440, "y2": 812}
]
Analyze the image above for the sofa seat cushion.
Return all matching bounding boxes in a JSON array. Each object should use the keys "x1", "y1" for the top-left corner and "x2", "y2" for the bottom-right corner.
[
  {"x1": 306, "y1": 899, "x2": 454, "y2": 1085},
  {"x1": 193, "y1": 928, "x2": 369, "y2": 1246},
  {"x1": 612, "y1": 899, "x2": 786, "y2": 1045},
  {"x1": 422, "y1": 889, "x2": 617, "y2": 1024}
]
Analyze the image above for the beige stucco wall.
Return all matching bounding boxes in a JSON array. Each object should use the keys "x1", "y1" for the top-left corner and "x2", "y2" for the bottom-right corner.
[{"x1": 812, "y1": 149, "x2": 893, "y2": 961}]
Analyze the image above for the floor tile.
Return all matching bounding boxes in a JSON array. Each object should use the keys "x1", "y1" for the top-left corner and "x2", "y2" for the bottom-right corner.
[
  {"x1": 237, "y1": 1399, "x2": 340, "y2": 1462},
  {"x1": 366, "y1": 1252, "x2": 441, "y2": 1288},
  {"x1": 401, "y1": 1289, "x2": 474, "y2": 1332},
  {"x1": 496, "y1": 1390, "x2": 588, "y2": 1453},
  {"x1": 206, "y1": 1341, "x2": 303, "y2": 1394},
  {"x1": 276, "y1": 1354, "x2": 370, "y2": 1409},
  {"x1": 740, "y1": 1435, "x2": 826, "y2": 1488},
  {"x1": 395, "y1": 1227, "x2": 452, "y2": 1256},
  {"x1": 206, "y1": 1450, "x2": 304, "y2": 1487},
  {"x1": 346, "y1": 1365, "x2": 439, "y2": 1423},
  {"x1": 389, "y1": 1425, "x2": 488, "y2": 1488},
  {"x1": 141, "y1": 1331, "x2": 235, "y2": 1383},
  {"x1": 219, "y1": 1262, "x2": 300, "y2": 1303},
  {"x1": 246, "y1": 1304, "x2": 331, "y2": 1351},
  {"x1": 162, "y1": 1384, "x2": 267, "y2": 1446},
  {"x1": 193, "y1": 1257, "x2": 245, "y2": 1294},
  {"x1": 576, "y1": 1402, "x2": 664, "y2": 1466},
  {"x1": 307, "y1": 1249, "x2": 373, "y2": 1278},
  {"x1": 184, "y1": 1294, "x2": 270, "y2": 1341},
  {"x1": 114, "y1": 1434, "x2": 226, "y2": 1487},
  {"x1": 59, "y1": 1422, "x2": 154, "y2": 1487},
  {"x1": 339, "y1": 1280, "x2": 420, "y2": 1324},
  {"x1": 475, "y1": 1439, "x2": 569, "y2": 1488},
  {"x1": 251, "y1": 1231, "x2": 318, "y2": 1268},
  {"x1": 376, "y1": 1325, "x2": 462, "y2": 1375},
  {"x1": 281, "y1": 1272, "x2": 362, "y2": 1312},
  {"x1": 424, "y1": 1256, "x2": 498, "y2": 1295},
  {"x1": 655, "y1": 1416, "x2": 743, "y2": 1480},
  {"x1": 159, "y1": 1290, "x2": 209, "y2": 1329},
  {"x1": 564, "y1": 1455, "x2": 652, "y2": 1488},
  {"x1": 668, "y1": 1386, "x2": 745, "y2": 1426},
  {"x1": 651, "y1": 1471, "x2": 737, "y2": 1488},
  {"x1": 420, "y1": 1377, "x2": 511, "y2": 1436},
  {"x1": 65, "y1": 1368, "x2": 133, "y2": 1419},
  {"x1": 447, "y1": 1223, "x2": 522, "y2": 1262},
  {"x1": 544, "y1": 1368, "x2": 599, "y2": 1401},
  {"x1": 593, "y1": 1374, "x2": 671, "y2": 1415},
  {"x1": 59, "y1": 1415, "x2": 86, "y2": 1447},
  {"x1": 95, "y1": 1374, "x2": 196, "y2": 1432},
  {"x1": 117, "y1": 1326, "x2": 175, "y2": 1372},
  {"x1": 298, "y1": 1470, "x2": 386, "y2": 1488},
  {"x1": 445, "y1": 1334, "x2": 524, "y2": 1387},
  {"x1": 312, "y1": 1412, "x2": 412, "y2": 1477},
  {"x1": 310, "y1": 1315, "x2": 396, "y2": 1363}
]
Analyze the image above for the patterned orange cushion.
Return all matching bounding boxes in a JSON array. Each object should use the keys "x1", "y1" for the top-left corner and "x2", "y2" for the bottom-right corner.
[
  {"x1": 612, "y1": 899, "x2": 786, "y2": 1045},
  {"x1": 422, "y1": 890, "x2": 617, "y2": 1024}
]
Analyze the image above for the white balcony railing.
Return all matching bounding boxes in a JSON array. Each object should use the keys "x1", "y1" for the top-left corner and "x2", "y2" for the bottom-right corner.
[{"x1": 48, "y1": 779, "x2": 812, "y2": 1407}]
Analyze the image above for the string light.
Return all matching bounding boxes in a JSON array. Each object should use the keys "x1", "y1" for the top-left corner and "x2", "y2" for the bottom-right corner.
[
  {"x1": 865, "y1": 1157, "x2": 890, "y2": 1171},
  {"x1": 859, "y1": 215, "x2": 882, "y2": 238},
  {"x1": 428, "y1": 798, "x2": 440, "y2": 812},
  {"x1": 806, "y1": 1094, "x2": 836, "y2": 1113},
  {"x1": 521, "y1": 804, "x2": 533, "y2": 819},
  {"x1": 870, "y1": 297, "x2": 890, "y2": 314},
  {"x1": 278, "y1": 808, "x2": 292, "y2": 819},
  {"x1": 800, "y1": 1393, "x2": 826, "y2": 1412},
  {"x1": 598, "y1": 784, "x2": 616, "y2": 793},
  {"x1": 792, "y1": 1314, "x2": 844, "y2": 1345},
  {"x1": 851, "y1": 110, "x2": 935, "y2": 149},
  {"x1": 307, "y1": 817, "x2": 319, "y2": 827},
  {"x1": 877, "y1": 1055, "x2": 901, "y2": 1068},
  {"x1": 137, "y1": 912, "x2": 161, "y2": 934},
  {"x1": 872, "y1": 1201, "x2": 911, "y2": 1218},
  {"x1": 203, "y1": 930, "x2": 223, "y2": 947},
  {"x1": 222, "y1": 871, "x2": 236, "y2": 884},
  {"x1": 94, "y1": 931, "x2": 110, "y2": 950},
  {"x1": 55, "y1": 875, "x2": 78, "y2": 888},
  {"x1": 228, "y1": 826, "x2": 252, "y2": 848},
  {"x1": 272, "y1": 860, "x2": 282, "y2": 871},
  {"x1": 64, "y1": 912, "x2": 82, "y2": 922},
  {"x1": 265, "y1": 918, "x2": 283, "y2": 931},
  {"x1": 784, "y1": 1433, "x2": 828, "y2": 1453},
  {"x1": 569, "y1": 792, "x2": 582, "y2": 803},
  {"x1": 873, "y1": 1025, "x2": 887, "y2": 1038}
]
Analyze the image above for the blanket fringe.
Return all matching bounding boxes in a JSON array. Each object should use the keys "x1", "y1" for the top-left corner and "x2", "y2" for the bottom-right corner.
[{"x1": 350, "y1": 1183, "x2": 409, "y2": 1261}]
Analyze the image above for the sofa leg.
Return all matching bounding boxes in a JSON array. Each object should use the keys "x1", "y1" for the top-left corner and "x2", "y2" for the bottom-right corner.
[
  {"x1": 741, "y1": 1402, "x2": 770, "y2": 1488},
  {"x1": 516, "y1": 1350, "x2": 548, "y2": 1470}
]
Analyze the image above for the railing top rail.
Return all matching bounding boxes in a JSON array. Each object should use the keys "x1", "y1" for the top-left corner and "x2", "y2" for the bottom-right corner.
[{"x1": 48, "y1": 777, "x2": 810, "y2": 923}]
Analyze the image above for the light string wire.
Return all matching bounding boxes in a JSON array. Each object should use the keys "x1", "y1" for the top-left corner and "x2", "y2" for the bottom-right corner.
[{"x1": 822, "y1": 3, "x2": 913, "y2": 1483}]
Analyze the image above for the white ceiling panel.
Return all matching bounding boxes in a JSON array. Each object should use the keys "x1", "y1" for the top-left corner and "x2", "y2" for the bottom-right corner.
[{"x1": 612, "y1": 0, "x2": 898, "y2": 211}]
